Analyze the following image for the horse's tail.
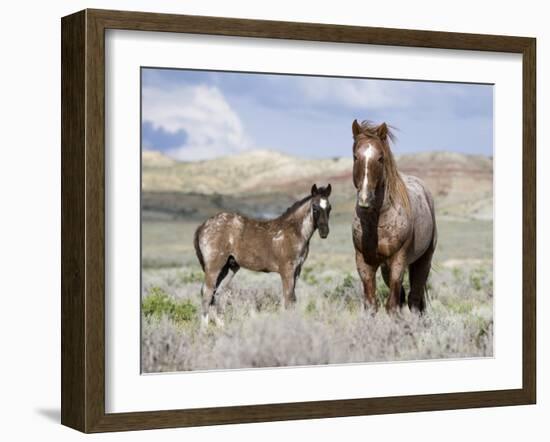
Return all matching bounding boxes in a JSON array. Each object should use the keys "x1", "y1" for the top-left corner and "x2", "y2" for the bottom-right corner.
[
  {"x1": 424, "y1": 198, "x2": 438, "y2": 309},
  {"x1": 194, "y1": 223, "x2": 206, "y2": 272}
]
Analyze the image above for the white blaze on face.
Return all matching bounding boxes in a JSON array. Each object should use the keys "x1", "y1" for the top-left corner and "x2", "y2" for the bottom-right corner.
[
  {"x1": 319, "y1": 198, "x2": 328, "y2": 209},
  {"x1": 360, "y1": 144, "x2": 375, "y2": 201}
]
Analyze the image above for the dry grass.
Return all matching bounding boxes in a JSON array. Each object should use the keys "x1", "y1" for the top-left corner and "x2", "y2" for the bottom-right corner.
[
  {"x1": 141, "y1": 199, "x2": 494, "y2": 373},
  {"x1": 141, "y1": 259, "x2": 493, "y2": 373}
]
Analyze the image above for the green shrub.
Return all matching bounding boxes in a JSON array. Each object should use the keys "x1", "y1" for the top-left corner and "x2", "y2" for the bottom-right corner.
[
  {"x1": 305, "y1": 299, "x2": 317, "y2": 315},
  {"x1": 376, "y1": 282, "x2": 390, "y2": 305},
  {"x1": 171, "y1": 301, "x2": 198, "y2": 323},
  {"x1": 323, "y1": 273, "x2": 359, "y2": 311},
  {"x1": 178, "y1": 269, "x2": 204, "y2": 284},
  {"x1": 142, "y1": 287, "x2": 172, "y2": 317},
  {"x1": 301, "y1": 266, "x2": 319, "y2": 285},
  {"x1": 142, "y1": 287, "x2": 197, "y2": 325},
  {"x1": 469, "y1": 267, "x2": 490, "y2": 292},
  {"x1": 452, "y1": 267, "x2": 462, "y2": 280},
  {"x1": 327, "y1": 273, "x2": 354, "y2": 298}
]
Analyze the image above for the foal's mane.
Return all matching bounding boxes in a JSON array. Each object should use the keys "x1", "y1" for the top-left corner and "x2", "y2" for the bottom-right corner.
[
  {"x1": 279, "y1": 194, "x2": 312, "y2": 220},
  {"x1": 358, "y1": 121, "x2": 411, "y2": 215}
]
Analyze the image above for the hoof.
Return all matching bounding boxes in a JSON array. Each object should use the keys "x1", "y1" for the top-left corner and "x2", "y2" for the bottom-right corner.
[
  {"x1": 362, "y1": 303, "x2": 378, "y2": 316},
  {"x1": 200, "y1": 313, "x2": 209, "y2": 330},
  {"x1": 408, "y1": 298, "x2": 426, "y2": 315}
]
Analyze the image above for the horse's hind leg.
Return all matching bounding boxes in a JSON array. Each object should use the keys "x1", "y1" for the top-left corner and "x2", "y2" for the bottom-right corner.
[
  {"x1": 212, "y1": 257, "x2": 240, "y2": 325},
  {"x1": 200, "y1": 272, "x2": 217, "y2": 328},
  {"x1": 202, "y1": 257, "x2": 240, "y2": 328},
  {"x1": 381, "y1": 264, "x2": 406, "y2": 308},
  {"x1": 408, "y1": 245, "x2": 435, "y2": 313},
  {"x1": 216, "y1": 257, "x2": 240, "y2": 294}
]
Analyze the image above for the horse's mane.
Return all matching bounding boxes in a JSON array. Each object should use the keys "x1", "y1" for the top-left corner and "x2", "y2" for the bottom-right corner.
[
  {"x1": 358, "y1": 121, "x2": 411, "y2": 215},
  {"x1": 279, "y1": 194, "x2": 312, "y2": 219}
]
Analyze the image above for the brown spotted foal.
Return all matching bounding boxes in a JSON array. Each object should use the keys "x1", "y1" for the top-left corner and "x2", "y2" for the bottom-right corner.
[{"x1": 194, "y1": 184, "x2": 332, "y2": 326}]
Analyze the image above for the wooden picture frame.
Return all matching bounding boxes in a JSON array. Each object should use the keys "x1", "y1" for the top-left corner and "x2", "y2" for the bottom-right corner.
[{"x1": 61, "y1": 8, "x2": 536, "y2": 433}]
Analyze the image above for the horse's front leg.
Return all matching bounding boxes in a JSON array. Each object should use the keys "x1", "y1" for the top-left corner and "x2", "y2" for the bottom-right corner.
[
  {"x1": 355, "y1": 250, "x2": 378, "y2": 311},
  {"x1": 280, "y1": 265, "x2": 297, "y2": 309},
  {"x1": 386, "y1": 249, "x2": 408, "y2": 312}
]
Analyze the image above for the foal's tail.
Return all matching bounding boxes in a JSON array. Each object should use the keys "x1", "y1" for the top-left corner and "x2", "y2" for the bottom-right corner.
[{"x1": 194, "y1": 223, "x2": 206, "y2": 272}]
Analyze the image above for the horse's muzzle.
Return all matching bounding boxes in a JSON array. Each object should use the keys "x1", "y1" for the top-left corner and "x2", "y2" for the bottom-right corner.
[
  {"x1": 357, "y1": 192, "x2": 375, "y2": 210},
  {"x1": 319, "y1": 229, "x2": 329, "y2": 239}
]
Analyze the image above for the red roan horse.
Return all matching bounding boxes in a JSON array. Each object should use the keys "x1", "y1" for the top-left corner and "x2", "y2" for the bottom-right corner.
[{"x1": 351, "y1": 120, "x2": 437, "y2": 313}]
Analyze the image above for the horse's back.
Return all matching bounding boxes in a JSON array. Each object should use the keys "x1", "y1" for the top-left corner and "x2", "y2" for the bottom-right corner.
[
  {"x1": 196, "y1": 211, "x2": 277, "y2": 271},
  {"x1": 402, "y1": 174, "x2": 437, "y2": 264},
  {"x1": 195, "y1": 212, "x2": 243, "y2": 261},
  {"x1": 202, "y1": 211, "x2": 244, "y2": 230}
]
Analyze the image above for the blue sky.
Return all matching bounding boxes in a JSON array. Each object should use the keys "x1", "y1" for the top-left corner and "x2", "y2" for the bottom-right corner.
[{"x1": 141, "y1": 68, "x2": 493, "y2": 161}]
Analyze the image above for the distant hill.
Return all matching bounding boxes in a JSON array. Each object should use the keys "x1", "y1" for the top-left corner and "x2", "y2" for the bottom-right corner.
[
  {"x1": 142, "y1": 149, "x2": 492, "y2": 221},
  {"x1": 142, "y1": 150, "x2": 176, "y2": 167},
  {"x1": 397, "y1": 152, "x2": 493, "y2": 220},
  {"x1": 142, "y1": 149, "x2": 351, "y2": 195}
]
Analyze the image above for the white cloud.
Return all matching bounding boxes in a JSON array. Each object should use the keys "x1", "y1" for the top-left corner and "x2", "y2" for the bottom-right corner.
[
  {"x1": 142, "y1": 84, "x2": 251, "y2": 161},
  {"x1": 298, "y1": 77, "x2": 412, "y2": 110}
]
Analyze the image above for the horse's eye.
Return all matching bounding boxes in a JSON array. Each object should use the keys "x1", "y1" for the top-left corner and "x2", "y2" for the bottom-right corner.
[{"x1": 378, "y1": 156, "x2": 384, "y2": 163}]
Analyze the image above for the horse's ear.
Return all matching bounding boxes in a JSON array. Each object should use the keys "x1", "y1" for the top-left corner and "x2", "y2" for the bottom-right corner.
[
  {"x1": 377, "y1": 122, "x2": 388, "y2": 141},
  {"x1": 352, "y1": 119, "x2": 362, "y2": 138},
  {"x1": 326, "y1": 184, "x2": 332, "y2": 196},
  {"x1": 311, "y1": 184, "x2": 318, "y2": 196}
]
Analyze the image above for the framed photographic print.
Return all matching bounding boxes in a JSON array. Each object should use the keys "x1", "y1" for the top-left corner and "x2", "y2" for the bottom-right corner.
[{"x1": 61, "y1": 9, "x2": 536, "y2": 433}]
